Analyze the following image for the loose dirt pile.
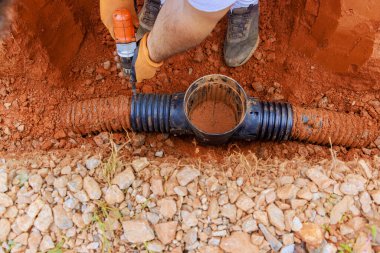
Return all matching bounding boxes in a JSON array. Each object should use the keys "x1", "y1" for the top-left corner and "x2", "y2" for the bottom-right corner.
[{"x1": 190, "y1": 101, "x2": 238, "y2": 134}]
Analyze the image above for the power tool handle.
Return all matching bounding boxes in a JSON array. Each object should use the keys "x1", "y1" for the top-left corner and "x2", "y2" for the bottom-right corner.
[{"x1": 112, "y1": 9, "x2": 136, "y2": 44}]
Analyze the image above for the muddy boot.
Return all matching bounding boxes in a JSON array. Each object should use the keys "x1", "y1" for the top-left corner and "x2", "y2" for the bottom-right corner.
[
  {"x1": 224, "y1": 4, "x2": 260, "y2": 67},
  {"x1": 136, "y1": 0, "x2": 161, "y2": 40}
]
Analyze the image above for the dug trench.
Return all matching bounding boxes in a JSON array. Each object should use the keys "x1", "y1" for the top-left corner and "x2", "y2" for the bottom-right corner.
[{"x1": 0, "y1": 0, "x2": 380, "y2": 161}]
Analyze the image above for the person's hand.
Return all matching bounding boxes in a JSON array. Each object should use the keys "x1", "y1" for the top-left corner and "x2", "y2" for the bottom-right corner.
[
  {"x1": 131, "y1": 33, "x2": 163, "y2": 83},
  {"x1": 100, "y1": 0, "x2": 139, "y2": 39}
]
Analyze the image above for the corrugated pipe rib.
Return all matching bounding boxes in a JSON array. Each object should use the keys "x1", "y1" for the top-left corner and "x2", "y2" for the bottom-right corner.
[
  {"x1": 130, "y1": 94, "x2": 171, "y2": 133},
  {"x1": 59, "y1": 75, "x2": 378, "y2": 148}
]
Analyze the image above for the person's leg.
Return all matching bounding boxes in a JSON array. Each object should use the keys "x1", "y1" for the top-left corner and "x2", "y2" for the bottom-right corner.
[
  {"x1": 147, "y1": 0, "x2": 232, "y2": 63},
  {"x1": 224, "y1": 0, "x2": 260, "y2": 67}
]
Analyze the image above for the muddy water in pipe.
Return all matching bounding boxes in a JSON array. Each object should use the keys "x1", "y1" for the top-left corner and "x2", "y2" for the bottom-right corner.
[{"x1": 189, "y1": 100, "x2": 238, "y2": 134}]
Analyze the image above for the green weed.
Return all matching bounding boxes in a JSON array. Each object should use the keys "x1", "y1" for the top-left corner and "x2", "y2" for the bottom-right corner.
[
  {"x1": 92, "y1": 201, "x2": 122, "y2": 253},
  {"x1": 47, "y1": 237, "x2": 66, "y2": 253},
  {"x1": 338, "y1": 242, "x2": 353, "y2": 253}
]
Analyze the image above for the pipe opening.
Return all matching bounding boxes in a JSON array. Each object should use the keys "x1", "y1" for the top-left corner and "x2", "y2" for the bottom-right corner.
[{"x1": 184, "y1": 75, "x2": 247, "y2": 139}]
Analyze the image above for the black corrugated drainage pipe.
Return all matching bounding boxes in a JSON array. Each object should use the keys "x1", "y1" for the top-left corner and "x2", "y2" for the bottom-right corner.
[{"x1": 62, "y1": 74, "x2": 379, "y2": 147}]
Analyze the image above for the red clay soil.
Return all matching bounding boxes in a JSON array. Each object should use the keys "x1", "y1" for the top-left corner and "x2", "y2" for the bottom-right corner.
[
  {"x1": 189, "y1": 101, "x2": 238, "y2": 134},
  {"x1": 0, "y1": 0, "x2": 379, "y2": 161},
  {"x1": 291, "y1": 106, "x2": 378, "y2": 148}
]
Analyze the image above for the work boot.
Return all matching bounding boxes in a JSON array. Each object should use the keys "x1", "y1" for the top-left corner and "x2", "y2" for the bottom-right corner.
[
  {"x1": 136, "y1": 0, "x2": 161, "y2": 40},
  {"x1": 224, "y1": 4, "x2": 260, "y2": 67}
]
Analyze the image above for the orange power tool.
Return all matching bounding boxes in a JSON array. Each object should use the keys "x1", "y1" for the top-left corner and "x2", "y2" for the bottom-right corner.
[{"x1": 113, "y1": 9, "x2": 137, "y2": 94}]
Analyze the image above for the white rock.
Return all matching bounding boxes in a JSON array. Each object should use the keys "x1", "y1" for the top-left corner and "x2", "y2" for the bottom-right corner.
[
  {"x1": 53, "y1": 205, "x2": 73, "y2": 230},
  {"x1": 87, "y1": 242, "x2": 100, "y2": 250},
  {"x1": 277, "y1": 184, "x2": 299, "y2": 200},
  {"x1": 16, "y1": 215, "x2": 34, "y2": 232},
  {"x1": 83, "y1": 176, "x2": 101, "y2": 200},
  {"x1": 34, "y1": 205, "x2": 53, "y2": 232},
  {"x1": 27, "y1": 198, "x2": 44, "y2": 218},
  {"x1": 184, "y1": 227, "x2": 198, "y2": 248},
  {"x1": 147, "y1": 240, "x2": 164, "y2": 252},
  {"x1": 236, "y1": 194, "x2": 255, "y2": 212},
  {"x1": 182, "y1": 210, "x2": 198, "y2": 227},
  {"x1": 242, "y1": 218, "x2": 258, "y2": 233},
  {"x1": 0, "y1": 219, "x2": 10, "y2": 241},
  {"x1": 61, "y1": 166, "x2": 72, "y2": 175},
  {"x1": 39, "y1": 235, "x2": 55, "y2": 252},
  {"x1": 158, "y1": 198, "x2": 177, "y2": 219},
  {"x1": 154, "y1": 221, "x2": 178, "y2": 245},
  {"x1": 266, "y1": 189, "x2": 277, "y2": 203},
  {"x1": 281, "y1": 244, "x2": 295, "y2": 253},
  {"x1": 258, "y1": 224, "x2": 283, "y2": 251},
  {"x1": 220, "y1": 232, "x2": 259, "y2": 253},
  {"x1": 359, "y1": 192, "x2": 372, "y2": 213},
  {"x1": 105, "y1": 185, "x2": 124, "y2": 205},
  {"x1": 277, "y1": 176, "x2": 294, "y2": 185},
  {"x1": 292, "y1": 217, "x2": 303, "y2": 232},
  {"x1": 212, "y1": 230, "x2": 228, "y2": 237},
  {"x1": 290, "y1": 199, "x2": 307, "y2": 210},
  {"x1": 176, "y1": 166, "x2": 200, "y2": 186},
  {"x1": 151, "y1": 176, "x2": 164, "y2": 196},
  {"x1": 353, "y1": 232, "x2": 373, "y2": 253},
  {"x1": 251, "y1": 234, "x2": 264, "y2": 246},
  {"x1": 67, "y1": 175, "x2": 82, "y2": 192},
  {"x1": 28, "y1": 231, "x2": 42, "y2": 252},
  {"x1": 330, "y1": 196, "x2": 354, "y2": 225},
  {"x1": 53, "y1": 176, "x2": 68, "y2": 189},
  {"x1": 221, "y1": 204, "x2": 237, "y2": 222},
  {"x1": 85, "y1": 156, "x2": 101, "y2": 170},
  {"x1": 74, "y1": 190, "x2": 89, "y2": 202},
  {"x1": 228, "y1": 185, "x2": 240, "y2": 203},
  {"x1": 64, "y1": 197, "x2": 78, "y2": 210},
  {"x1": 322, "y1": 243, "x2": 337, "y2": 253},
  {"x1": 209, "y1": 237, "x2": 221, "y2": 246},
  {"x1": 0, "y1": 171, "x2": 7, "y2": 193},
  {"x1": 29, "y1": 174, "x2": 43, "y2": 192},
  {"x1": 282, "y1": 233, "x2": 294, "y2": 246},
  {"x1": 174, "y1": 186, "x2": 188, "y2": 196},
  {"x1": 371, "y1": 189, "x2": 380, "y2": 205},
  {"x1": 306, "y1": 167, "x2": 334, "y2": 190},
  {"x1": 267, "y1": 203, "x2": 285, "y2": 231},
  {"x1": 297, "y1": 187, "x2": 313, "y2": 200},
  {"x1": 208, "y1": 198, "x2": 219, "y2": 219},
  {"x1": 253, "y1": 210, "x2": 269, "y2": 226},
  {"x1": 145, "y1": 212, "x2": 158, "y2": 225},
  {"x1": 131, "y1": 157, "x2": 150, "y2": 172},
  {"x1": 236, "y1": 177, "x2": 244, "y2": 186},
  {"x1": 0, "y1": 192, "x2": 12, "y2": 207},
  {"x1": 122, "y1": 219, "x2": 155, "y2": 244},
  {"x1": 112, "y1": 166, "x2": 135, "y2": 190},
  {"x1": 345, "y1": 174, "x2": 366, "y2": 192}
]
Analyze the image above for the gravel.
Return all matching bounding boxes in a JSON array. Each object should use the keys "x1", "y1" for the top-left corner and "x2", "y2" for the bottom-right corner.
[{"x1": 0, "y1": 147, "x2": 377, "y2": 252}]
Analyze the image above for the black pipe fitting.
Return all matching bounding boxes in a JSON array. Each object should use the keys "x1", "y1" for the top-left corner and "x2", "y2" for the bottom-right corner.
[{"x1": 130, "y1": 75, "x2": 293, "y2": 145}]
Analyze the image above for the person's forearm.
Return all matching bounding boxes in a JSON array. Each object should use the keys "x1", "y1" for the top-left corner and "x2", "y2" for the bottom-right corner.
[{"x1": 147, "y1": 0, "x2": 229, "y2": 62}]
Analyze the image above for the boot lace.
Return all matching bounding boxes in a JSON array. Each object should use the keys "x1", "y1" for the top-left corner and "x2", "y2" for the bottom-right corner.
[{"x1": 228, "y1": 10, "x2": 251, "y2": 40}]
